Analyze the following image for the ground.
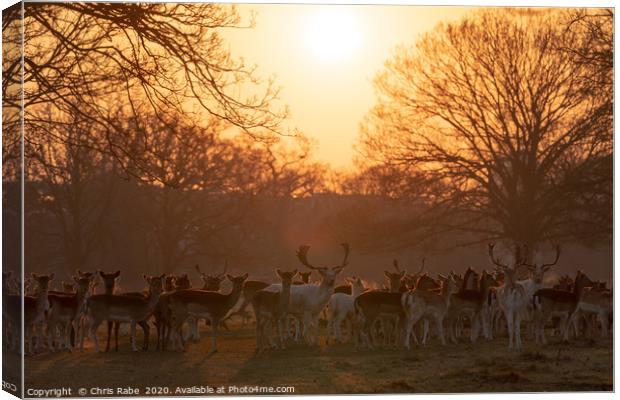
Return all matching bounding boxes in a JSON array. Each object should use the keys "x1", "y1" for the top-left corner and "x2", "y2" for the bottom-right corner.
[{"x1": 13, "y1": 321, "x2": 614, "y2": 396}]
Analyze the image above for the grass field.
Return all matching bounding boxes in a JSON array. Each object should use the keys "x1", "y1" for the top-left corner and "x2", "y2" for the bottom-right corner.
[{"x1": 18, "y1": 321, "x2": 613, "y2": 396}]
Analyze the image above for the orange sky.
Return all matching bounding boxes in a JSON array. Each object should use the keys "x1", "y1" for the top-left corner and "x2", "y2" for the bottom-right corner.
[{"x1": 223, "y1": 5, "x2": 471, "y2": 169}]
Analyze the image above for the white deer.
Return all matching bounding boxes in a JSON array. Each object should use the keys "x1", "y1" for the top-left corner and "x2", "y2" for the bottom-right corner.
[
  {"x1": 488, "y1": 243, "x2": 528, "y2": 350},
  {"x1": 264, "y1": 243, "x2": 350, "y2": 345},
  {"x1": 326, "y1": 276, "x2": 365, "y2": 344}
]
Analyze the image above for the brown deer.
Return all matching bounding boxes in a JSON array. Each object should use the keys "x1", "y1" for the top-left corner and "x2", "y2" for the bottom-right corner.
[
  {"x1": 96, "y1": 270, "x2": 149, "y2": 352},
  {"x1": 5, "y1": 273, "x2": 54, "y2": 354},
  {"x1": 446, "y1": 270, "x2": 498, "y2": 343},
  {"x1": 83, "y1": 274, "x2": 164, "y2": 352},
  {"x1": 168, "y1": 273, "x2": 249, "y2": 353},
  {"x1": 532, "y1": 270, "x2": 594, "y2": 344},
  {"x1": 252, "y1": 269, "x2": 298, "y2": 351},
  {"x1": 46, "y1": 276, "x2": 92, "y2": 351},
  {"x1": 154, "y1": 274, "x2": 192, "y2": 350},
  {"x1": 402, "y1": 274, "x2": 457, "y2": 348}
]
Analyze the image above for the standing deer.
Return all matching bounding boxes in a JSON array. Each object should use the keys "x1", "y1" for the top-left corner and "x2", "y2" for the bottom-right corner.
[
  {"x1": 189, "y1": 263, "x2": 229, "y2": 340},
  {"x1": 532, "y1": 270, "x2": 594, "y2": 344},
  {"x1": 517, "y1": 245, "x2": 560, "y2": 339},
  {"x1": 84, "y1": 274, "x2": 164, "y2": 352},
  {"x1": 168, "y1": 273, "x2": 249, "y2": 353},
  {"x1": 264, "y1": 243, "x2": 350, "y2": 345},
  {"x1": 326, "y1": 276, "x2": 366, "y2": 344},
  {"x1": 489, "y1": 243, "x2": 528, "y2": 350},
  {"x1": 46, "y1": 276, "x2": 92, "y2": 351},
  {"x1": 252, "y1": 269, "x2": 298, "y2": 351},
  {"x1": 402, "y1": 274, "x2": 457, "y2": 348},
  {"x1": 5, "y1": 273, "x2": 54, "y2": 354}
]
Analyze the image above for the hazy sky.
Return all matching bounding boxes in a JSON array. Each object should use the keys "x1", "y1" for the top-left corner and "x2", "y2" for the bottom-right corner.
[{"x1": 223, "y1": 5, "x2": 471, "y2": 169}]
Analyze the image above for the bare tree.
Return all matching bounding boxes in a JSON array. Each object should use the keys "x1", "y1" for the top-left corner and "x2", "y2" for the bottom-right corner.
[
  {"x1": 358, "y1": 9, "x2": 613, "y2": 252},
  {"x1": 2, "y1": 4, "x2": 23, "y2": 172},
  {"x1": 4, "y1": 3, "x2": 287, "y2": 173},
  {"x1": 28, "y1": 112, "x2": 118, "y2": 274}
]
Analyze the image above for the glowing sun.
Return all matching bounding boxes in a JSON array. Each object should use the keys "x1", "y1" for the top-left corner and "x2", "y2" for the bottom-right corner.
[{"x1": 304, "y1": 8, "x2": 362, "y2": 62}]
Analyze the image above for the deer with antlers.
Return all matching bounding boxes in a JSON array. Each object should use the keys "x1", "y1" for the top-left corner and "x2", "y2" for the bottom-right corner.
[
  {"x1": 517, "y1": 245, "x2": 561, "y2": 339},
  {"x1": 488, "y1": 243, "x2": 530, "y2": 350},
  {"x1": 263, "y1": 243, "x2": 350, "y2": 345}
]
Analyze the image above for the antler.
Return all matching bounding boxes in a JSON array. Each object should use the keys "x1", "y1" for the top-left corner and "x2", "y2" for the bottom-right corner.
[
  {"x1": 296, "y1": 245, "x2": 321, "y2": 270},
  {"x1": 392, "y1": 259, "x2": 401, "y2": 273},
  {"x1": 218, "y1": 259, "x2": 228, "y2": 278},
  {"x1": 419, "y1": 257, "x2": 426, "y2": 273},
  {"x1": 194, "y1": 264, "x2": 204, "y2": 276},
  {"x1": 488, "y1": 243, "x2": 507, "y2": 270},
  {"x1": 517, "y1": 244, "x2": 535, "y2": 269},
  {"x1": 335, "y1": 242, "x2": 350, "y2": 269},
  {"x1": 541, "y1": 245, "x2": 561, "y2": 269}
]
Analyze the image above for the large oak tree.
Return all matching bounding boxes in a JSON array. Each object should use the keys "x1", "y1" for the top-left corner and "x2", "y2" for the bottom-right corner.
[{"x1": 357, "y1": 9, "x2": 612, "y2": 252}]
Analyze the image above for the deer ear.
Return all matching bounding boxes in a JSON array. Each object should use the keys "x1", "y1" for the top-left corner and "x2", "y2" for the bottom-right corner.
[
  {"x1": 143, "y1": 274, "x2": 148, "y2": 280},
  {"x1": 49, "y1": 273, "x2": 55, "y2": 280},
  {"x1": 114, "y1": 271, "x2": 121, "y2": 278},
  {"x1": 292, "y1": 269, "x2": 298, "y2": 276},
  {"x1": 98, "y1": 270, "x2": 105, "y2": 278},
  {"x1": 276, "y1": 269, "x2": 283, "y2": 278},
  {"x1": 242, "y1": 273, "x2": 249, "y2": 280},
  {"x1": 384, "y1": 271, "x2": 390, "y2": 278},
  {"x1": 226, "y1": 274, "x2": 233, "y2": 281},
  {"x1": 32, "y1": 273, "x2": 38, "y2": 278}
]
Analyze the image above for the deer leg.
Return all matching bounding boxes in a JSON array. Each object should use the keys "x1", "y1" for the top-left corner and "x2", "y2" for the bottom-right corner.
[
  {"x1": 599, "y1": 312, "x2": 608, "y2": 338},
  {"x1": 45, "y1": 322, "x2": 56, "y2": 352},
  {"x1": 90, "y1": 320, "x2": 102, "y2": 352},
  {"x1": 140, "y1": 320, "x2": 149, "y2": 351},
  {"x1": 104, "y1": 321, "x2": 112, "y2": 352},
  {"x1": 435, "y1": 314, "x2": 446, "y2": 345},
  {"x1": 114, "y1": 322, "x2": 120, "y2": 351},
  {"x1": 505, "y1": 310, "x2": 514, "y2": 349},
  {"x1": 278, "y1": 317, "x2": 287, "y2": 349},
  {"x1": 210, "y1": 318, "x2": 219, "y2": 353},
  {"x1": 129, "y1": 321, "x2": 138, "y2": 351},
  {"x1": 514, "y1": 315, "x2": 522, "y2": 350}
]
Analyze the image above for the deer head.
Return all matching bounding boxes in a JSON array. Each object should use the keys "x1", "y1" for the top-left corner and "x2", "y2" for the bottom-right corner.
[
  {"x1": 518, "y1": 245, "x2": 561, "y2": 284},
  {"x1": 98, "y1": 270, "x2": 121, "y2": 294},
  {"x1": 296, "y1": 243, "x2": 350, "y2": 286},
  {"x1": 173, "y1": 274, "x2": 191, "y2": 290},
  {"x1": 143, "y1": 273, "x2": 165, "y2": 295},
  {"x1": 276, "y1": 269, "x2": 298, "y2": 286},
  {"x1": 384, "y1": 259, "x2": 406, "y2": 292},
  {"x1": 195, "y1": 262, "x2": 228, "y2": 291},
  {"x1": 31, "y1": 273, "x2": 54, "y2": 293},
  {"x1": 488, "y1": 243, "x2": 528, "y2": 285}
]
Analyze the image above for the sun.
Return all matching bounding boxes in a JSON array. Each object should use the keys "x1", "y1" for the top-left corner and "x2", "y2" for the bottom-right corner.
[{"x1": 304, "y1": 8, "x2": 362, "y2": 62}]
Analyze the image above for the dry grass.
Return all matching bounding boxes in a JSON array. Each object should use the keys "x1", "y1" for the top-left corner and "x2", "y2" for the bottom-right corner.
[{"x1": 16, "y1": 321, "x2": 613, "y2": 395}]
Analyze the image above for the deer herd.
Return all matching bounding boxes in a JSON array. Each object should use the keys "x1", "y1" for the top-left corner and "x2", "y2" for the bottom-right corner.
[{"x1": 2, "y1": 243, "x2": 612, "y2": 356}]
